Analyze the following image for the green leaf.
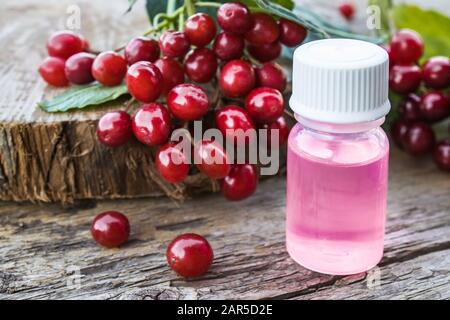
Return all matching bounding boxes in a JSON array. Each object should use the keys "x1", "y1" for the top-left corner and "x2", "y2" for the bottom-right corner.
[
  {"x1": 38, "y1": 84, "x2": 129, "y2": 113},
  {"x1": 393, "y1": 5, "x2": 450, "y2": 62}
]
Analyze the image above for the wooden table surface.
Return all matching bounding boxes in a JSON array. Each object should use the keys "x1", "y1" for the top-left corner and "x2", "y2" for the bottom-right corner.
[{"x1": 1, "y1": 0, "x2": 449, "y2": 300}]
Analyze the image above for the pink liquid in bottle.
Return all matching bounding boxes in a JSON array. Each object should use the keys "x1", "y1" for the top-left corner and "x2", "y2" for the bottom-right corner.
[{"x1": 286, "y1": 122, "x2": 389, "y2": 275}]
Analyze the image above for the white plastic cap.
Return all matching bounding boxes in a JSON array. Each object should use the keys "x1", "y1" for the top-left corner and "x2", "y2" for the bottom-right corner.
[{"x1": 290, "y1": 39, "x2": 390, "y2": 124}]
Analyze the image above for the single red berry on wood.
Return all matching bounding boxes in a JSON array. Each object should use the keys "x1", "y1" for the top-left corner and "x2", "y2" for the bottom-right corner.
[
  {"x1": 278, "y1": 18, "x2": 307, "y2": 47},
  {"x1": 422, "y1": 56, "x2": 450, "y2": 89},
  {"x1": 155, "y1": 143, "x2": 190, "y2": 183},
  {"x1": 389, "y1": 64, "x2": 422, "y2": 94},
  {"x1": 219, "y1": 59, "x2": 256, "y2": 98},
  {"x1": 64, "y1": 52, "x2": 95, "y2": 85},
  {"x1": 244, "y1": 13, "x2": 280, "y2": 46},
  {"x1": 132, "y1": 103, "x2": 172, "y2": 146},
  {"x1": 213, "y1": 31, "x2": 244, "y2": 61},
  {"x1": 184, "y1": 13, "x2": 217, "y2": 47},
  {"x1": 247, "y1": 41, "x2": 282, "y2": 63},
  {"x1": 194, "y1": 140, "x2": 230, "y2": 179},
  {"x1": 390, "y1": 119, "x2": 410, "y2": 149},
  {"x1": 97, "y1": 111, "x2": 132, "y2": 147},
  {"x1": 166, "y1": 233, "x2": 213, "y2": 278},
  {"x1": 92, "y1": 51, "x2": 127, "y2": 86},
  {"x1": 402, "y1": 122, "x2": 435, "y2": 155},
  {"x1": 38, "y1": 56, "x2": 69, "y2": 87},
  {"x1": 217, "y1": 2, "x2": 252, "y2": 35},
  {"x1": 390, "y1": 29, "x2": 424, "y2": 65},
  {"x1": 221, "y1": 164, "x2": 258, "y2": 201},
  {"x1": 159, "y1": 31, "x2": 190, "y2": 58},
  {"x1": 338, "y1": 3, "x2": 355, "y2": 21},
  {"x1": 167, "y1": 84, "x2": 209, "y2": 121},
  {"x1": 433, "y1": 139, "x2": 450, "y2": 172},
  {"x1": 125, "y1": 36, "x2": 160, "y2": 65},
  {"x1": 260, "y1": 116, "x2": 290, "y2": 147},
  {"x1": 245, "y1": 87, "x2": 284, "y2": 124},
  {"x1": 154, "y1": 56, "x2": 185, "y2": 95},
  {"x1": 398, "y1": 93, "x2": 422, "y2": 122},
  {"x1": 91, "y1": 211, "x2": 130, "y2": 248},
  {"x1": 47, "y1": 30, "x2": 85, "y2": 59},
  {"x1": 215, "y1": 105, "x2": 256, "y2": 146},
  {"x1": 184, "y1": 48, "x2": 218, "y2": 83},
  {"x1": 126, "y1": 61, "x2": 163, "y2": 103},
  {"x1": 256, "y1": 62, "x2": 287, "y2": 92},
  {"x1": 419, "y1": 91, "x2": 450, "y2": 122}
]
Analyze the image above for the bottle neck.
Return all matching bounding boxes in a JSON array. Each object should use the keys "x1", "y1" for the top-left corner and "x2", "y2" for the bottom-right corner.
[{"x1": 294, "y1": 114, "x2": 385, "y2": 134}]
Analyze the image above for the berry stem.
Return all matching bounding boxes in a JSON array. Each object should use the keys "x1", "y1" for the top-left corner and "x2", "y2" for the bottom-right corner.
[
  {"x1": 166, "y1": 0, "x2": 177, "y2": 29},
  {"x1": 194, "y1": 2, "x2": 222, "y2": 8},
  {"x1": 284, "y1": 109, "x2": 296, "y2": 120},
  {"x1": 124, "y1": 97, "x2": 137, "y2": 113},
  {"x1": 185, "y1": 0, "x2": 196, "y2": 18}
]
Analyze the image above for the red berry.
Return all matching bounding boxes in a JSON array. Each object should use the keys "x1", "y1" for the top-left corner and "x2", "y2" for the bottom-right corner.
[
  {"x1": 390, "y1": 119, "x2": 410, "y2": 148},
  {"x1": 419, "y1": 91, "x2": 450, "y2": 122},
  {"x1": 382, "y1": 45, "x2": 397, "y2": 66},
  {"x1": 155, "y1": 143, "x2": 190, "y2": 183},
  {"x1": 389, "y1": 64, "x2": 422, "y2": 94},
  {"x1": 219, "y1": 59, "x2": 256, "y2": 98},
  {"x1": 64, "y1": 52, "x2": 95, "y2": 85},
  {"x1": 159, "y1": 31, "x2": 190, "y2": 58},
  {"x1": 184, "y1": 48, "x2": 218, "y2": 83},
  {"x1": 260, "y1": 116, "x2": 290, "y2": 147},
  {"x1": 126, "y1": 61, "x2": 163, "y2": 103},
  {"x1": 244, "y1": 13, "x2": 279, "y2": 46},
  {"x1": 422, "y1": 56, "x2": 450, "y2": 89},
  {"x1": 278, "y1": 18, "x2": 307, "y2": 47},
  {"x1": 92, "y1": 51, "x2": 127, "y2": 86},
  {"x1": 398, "y1": 93, "x2": 422, "y2": 122},
  {"x1": 402, "y1": 122, "x2": 435, "y2": 155},
  {"x1": 91, "y1": 211, "x2": 130, "y2": 248},
  {"x1": 256, "y1": 62, "x2": 287, "y2": 92},
  {"x1": 213, "y1": 31, "x2": 244, "y2": 61},
  {"x1": 125, "y1": 36, "x2": 160, "y2": 65},
  {"x1": 390, "y1": 29, "x2": 424, "y2": 65},
  {"x1": 132, "y1": 103, "x2": 172, "y2": 146},
  {"x1": 154, "y1": 56, "x2": 185, "y2": 95},
  {"x1": 184, "y1": 13, "x2": 217, "y2": 47},
  {"x1": 38, "y1": 57, "x2": 68, "y2": 87},
  {"x1": 167, "y1": 84, "x2": 209, "y2": 121},
  {"x1": 245, "y1": 87, "x2": 284, "y2": 124},
  {"x1": 47, "y1": 30, "x2": 85, "y2": 59},
  {"x1": 217, "y1": 2, "x2": 252, "y2": 35},
  {"x1": 215, "y1": 105, "x2": 256, "y2": 146},
  {"x1": 221, "y1": 164, "x2": 258, "y2": 201},
  {"x1": 433, "y1": 139, "x2": 450, "y2": 171},
  {"x1": 97, "y1": 111, "x2": 132, "y2": 147},
  {"x1": 247, "y1": 41, "x2": 281, "y2": 63},
  {"x1": 338, "y1": 3, "x2": 355, "y2": 21},
  {"x1": 166, "y1": 233, "x2": 213, "y2": 278},
  {"x1": 194, "y1": 140, "x2": 230, "y2": 179}
]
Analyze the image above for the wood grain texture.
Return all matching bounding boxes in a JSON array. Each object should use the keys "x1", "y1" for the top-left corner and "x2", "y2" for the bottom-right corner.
[{"x1": 0, "y1": 148, "x2": 449, "y2": 300}]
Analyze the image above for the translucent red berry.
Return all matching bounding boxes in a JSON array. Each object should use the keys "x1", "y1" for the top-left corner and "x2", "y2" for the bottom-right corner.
[
  {"x1": 244, "y1": 13, "x2": 280, "y2": 46},
  {"x1": 398, "y1": 93, "x2": 422, "y2": 122},
  {"x1": 390, "y1": 29, "x2": 424, "y2": 65},
  {"x1": 402, "y1": 122, "x2": 435, "y2": 155},
  {"x1": 217, "y1": 2, "x2": 252, "y2": 35},
  {"x1": 155, "y1": 143, "x2": 190, "y2": 183},
  {"x1": 433, "y1": 139, "x2": 450, "y2": 172},
  {"x1": 38, "y1": 57, "x2": 69, "y2": 87},
  {"x1": 185, "y1": 48, "x2": 218, "y2": 83},
  {"x1": 132, "y1": 103, "x2": 172, "y2": 146},
  {"x1": 278, "y1": 18, "x2": 307, "y2": 47},
  {"x1": 125, "y1": 36, "x2": 160, "y2": 65},
  {"x1": 256, "y1": 62, "x2": 287, "y2": 92},
  {"x1": 247, "y1": 41, "x2": 281, "y2": 63},
  {"x1": 97, "y1": 111, "x2": 132, "y2": 147},
  {"x1": 219, "y1": 59, "x2": 256, "y2": 98},
  {"x1": 167, "y1": 84, "x2": 209, "y2": 121},
  {"x1": 419, "y1": 91, "x2": 450, "y2": 122},
  {"x1": 184, "y1": 13, "x2": 217, "y2": 47},
  {"x1": 126, "y1": 61, "x2": 163, "y2": 103},
  {"x1": 154, "y1": 56, "x2": 185, "y2": 95},
  {"x1": 91, "y1": 211, "x2": 130, "y2": 248},
  {"x1": 166, "y1": 233, "x2": 213, "y2": 278},
  {"x1": 47, "y1": 30, "x2": 85, "y2": 59},
  {"x1": 221, "y1": 164, "x2": 258, "y2": 201},
  {"x1": 213, "y1": 31, "x2": 244, "y2": 61},
  {"x1": 64, "y1": 52, "x2": 95, "y2": 85},
  {"x1": 422, "y1": 56, "x2": 450, "y2": 89},
  {"x1": 194, "y1": 140, "x2": 230, "y2": 179},
  {"x1": 389, "y1": 64, "x2": 422, "y2": 94},
  {"x1": 159, "y1": 31, "x2": 190, "y2": 58},
  {"x1": 92, "y1": 51, "x2": 127, "y2": 86},
  {"x1": 260, "y1": 116, "x2": 290, "y2": 147},
  {"x1": 338, "y1": 3, "x2": 355, "y2": 21},
  {"x1": 390, "y1": 119, "x2": 410, "y2": 148},
  {"x1": 245, "y1": 87, "x2": 284, "y2": 124},
  {"x1": 215, "y1": 105, "x2": 256, "y2": 146}
]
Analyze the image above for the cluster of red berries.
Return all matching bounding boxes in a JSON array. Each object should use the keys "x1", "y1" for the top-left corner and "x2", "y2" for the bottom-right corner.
[
  {"x1": 38, "y1": 2, "x2": 308, "y2": 201},
  {"x1": 91, "y1": 211, "x2": 213, "y2": 278},
  {"x1": 386, "y1": 29, "x2": 450, "y2": 172}
]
